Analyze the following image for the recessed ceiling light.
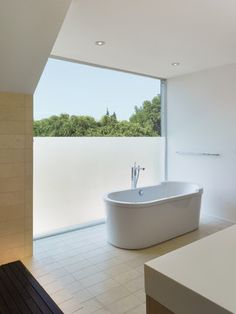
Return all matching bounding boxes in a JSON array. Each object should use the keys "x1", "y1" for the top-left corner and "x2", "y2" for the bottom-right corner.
[
  {"x1": 95, "y1": 41, "x2": 106, "y2": 46},
  {"x1": 171, "y1": 62, "x2": 180, "y2": 66}
]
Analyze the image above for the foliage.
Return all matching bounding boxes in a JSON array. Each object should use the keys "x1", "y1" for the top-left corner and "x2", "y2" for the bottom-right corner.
[
  {"x1": 129, "y1": 95, "x2": 161, "y2": 134},
  {"x1": 34, "y1": 95, "x2": 161, "y2": 137}
]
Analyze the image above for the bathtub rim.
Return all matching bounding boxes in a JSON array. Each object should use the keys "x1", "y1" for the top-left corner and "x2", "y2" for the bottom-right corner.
[{"x1": 104, "y1": 181, "x2": 203, "y2": 208}]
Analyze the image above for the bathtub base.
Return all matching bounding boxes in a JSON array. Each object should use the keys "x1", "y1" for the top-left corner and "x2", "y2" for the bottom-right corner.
[{"x1": 107, "y1": 227, "x2": 199, "y2": 250}]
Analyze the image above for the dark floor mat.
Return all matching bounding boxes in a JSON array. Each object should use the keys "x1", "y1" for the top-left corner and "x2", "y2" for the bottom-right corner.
[{"x1": 0, "y1": 260, "x2": 63, "y2": 313}]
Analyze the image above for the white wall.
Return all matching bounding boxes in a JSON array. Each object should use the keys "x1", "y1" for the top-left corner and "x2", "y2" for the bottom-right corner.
[
  {"x1": 0, "y1": 0, "x2": 71, "y2": 94},
  {"x1": 34, "y1": 137, "x2": 164, "y2": 236},
  {"x1": 167, "y1": 63, "x2": 236, "y2": 222}
]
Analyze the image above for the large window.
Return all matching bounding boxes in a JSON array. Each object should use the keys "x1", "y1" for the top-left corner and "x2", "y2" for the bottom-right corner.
[
  {"x1": 34, "y1": 58, "x2": 161, "y2": 137},
  {"x1": 33, "y1": 58, "x2": 164, "y2": 236}
]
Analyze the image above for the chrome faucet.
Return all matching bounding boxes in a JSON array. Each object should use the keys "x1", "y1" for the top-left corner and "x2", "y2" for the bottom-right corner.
[{"x1": 131, "y1": 162, "x2": 145, "y2": 189}]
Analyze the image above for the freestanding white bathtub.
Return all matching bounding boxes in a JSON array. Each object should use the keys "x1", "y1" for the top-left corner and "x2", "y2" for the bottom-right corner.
[{"x1": 104, "y1": 181, "x2": 203, "y2": 249}]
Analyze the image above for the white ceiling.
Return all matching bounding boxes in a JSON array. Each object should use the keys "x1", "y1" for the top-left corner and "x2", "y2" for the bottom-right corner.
[
  {"x1": 0, "y1": 0, "x2": 71, "y2": 93},
  {"x1": 52, "y1": 0, "x2": 236, "y2": 79}
]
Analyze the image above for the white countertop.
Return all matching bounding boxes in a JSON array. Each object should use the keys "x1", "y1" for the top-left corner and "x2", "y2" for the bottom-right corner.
[{"x1": 145, "y1": 224, "x2": 236, "y2": 314}]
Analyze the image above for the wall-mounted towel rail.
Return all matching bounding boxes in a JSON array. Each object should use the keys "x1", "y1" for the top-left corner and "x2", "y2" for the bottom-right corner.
[{"x1": 176, "y1": 151, "x2": 220, "y2": 157}]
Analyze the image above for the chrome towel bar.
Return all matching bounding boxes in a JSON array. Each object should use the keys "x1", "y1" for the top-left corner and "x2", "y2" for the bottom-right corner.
[{"x1": 176, "y1": 151, "x2": 220, "y2": 157}]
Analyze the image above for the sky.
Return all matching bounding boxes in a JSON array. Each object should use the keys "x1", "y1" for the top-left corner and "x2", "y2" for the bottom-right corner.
[{"x1": 34, "y1": 58, "x2": 160, "y2": 121}]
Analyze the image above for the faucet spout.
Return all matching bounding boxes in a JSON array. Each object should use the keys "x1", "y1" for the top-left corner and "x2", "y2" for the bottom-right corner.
[{"x1": 131, "y1": 162, "x2": 145, "y2": 189}]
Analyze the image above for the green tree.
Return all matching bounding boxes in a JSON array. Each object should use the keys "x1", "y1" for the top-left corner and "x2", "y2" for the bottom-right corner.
[
  {"x1": 34, "y1": 96, "x2": 161, "y2": 137},
  {"x1": 71, "y1": 116, "x2": 97, "y2": 136},
  {"x1": 87, "y1": 120, "x2": 153, "y2": 137},
  {"x1": 99, "y1": 111, "x2": 118, "y2": 127},
  {"x1": 129, "y1": 95, "x2": 161, "y2": 135},
  {"x1": 34, "y1": 114, "x2": 97, "y2": 136}
]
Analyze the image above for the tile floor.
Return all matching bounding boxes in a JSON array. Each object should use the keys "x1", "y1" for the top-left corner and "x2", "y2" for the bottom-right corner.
[{"x1": 22, "y1": 216, "x2": 233, "y2": 314}]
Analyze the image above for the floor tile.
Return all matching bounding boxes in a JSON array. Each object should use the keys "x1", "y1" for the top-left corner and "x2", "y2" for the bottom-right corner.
[
  {"x1": 24, "y1": 216, "x2": 233, "y2": 314},
  {"x1": 113, "y1": 269, "x2": 140, "y2": 284},
  {"x1": 73, "y1": 289, "x2": 94, "y2": 303},
  {"x1": 125, "y1": 303, "x2": 146, "y2": 314},
  {"x1": 80, "y1": 272, "x2": 110, "y2": 288},
  {"x1": 87, "y1": 279, "x2": 120, "y2": 296},
  {"x1": 96, "y1": 286, "x2": 131, "y2": 306},
  {"x1": 76, "y1": 298, "x2": 103, "y2": 313},
  {"x1": 60, "y1": 297, "x2": 83, "y2": 314}
]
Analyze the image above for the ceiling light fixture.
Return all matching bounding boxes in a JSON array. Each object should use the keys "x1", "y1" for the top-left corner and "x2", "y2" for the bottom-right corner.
[
  {"x1": 171, "y1": 62, "x2": 180, "y2": 66},
  {"x1": 95, "y1": 41, "x2": 106, "y2": 46}
]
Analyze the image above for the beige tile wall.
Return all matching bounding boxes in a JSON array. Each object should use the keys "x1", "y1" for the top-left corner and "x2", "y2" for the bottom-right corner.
[{"x1": 0, "y1": 92, "x2": 33, "y2": 264}]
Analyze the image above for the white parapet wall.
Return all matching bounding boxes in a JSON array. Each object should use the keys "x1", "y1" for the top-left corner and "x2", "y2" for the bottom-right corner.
[{"x1": 33, "y1": 137, "x2": 165, "y2": 236}]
